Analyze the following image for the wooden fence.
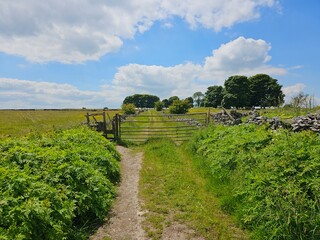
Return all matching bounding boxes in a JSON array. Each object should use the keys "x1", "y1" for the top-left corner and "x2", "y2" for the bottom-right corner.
[
  {"x1": 118, "y1": 112, "x2": 209, "y2": 143},
  {"x1": 86, "y1": 111, "x2": 210, "y2": 143}
]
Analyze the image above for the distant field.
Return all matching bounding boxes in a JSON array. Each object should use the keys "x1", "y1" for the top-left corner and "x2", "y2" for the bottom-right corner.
[{"x1": 0, "y1": 109, "x2": 120, "y2": 138}]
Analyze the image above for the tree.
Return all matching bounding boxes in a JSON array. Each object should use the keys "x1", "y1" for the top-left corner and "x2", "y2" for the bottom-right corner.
[
  {"x1": 249, "y1": 74, "x2": 284, "y2": 107},
  {"x1": 204, "y1": 86, "x2": 224, "y2": 107},
  {"x1": 122, "y1": 103, "x2": 136, "y2": 114},
  {"x1": 168, "y1": 96, "x2": 180, "y2": 106},
  {"x1": 223, "y1": 75, "x2": 250, "y2": 108},
  {"x1": 193, "y1": 92, "x2": 204, "y2": 107},
  {"x1": 123, "y1": 94, "x2": 160, "y2": 108},
  {"x1": 185, "y1": 97, "x2": 194, "y2": 108},
  {"x1": 169, "y1": 99, "x2": 191, "y2": 114},
  {"x1": 290, "y1": 92, "x2": 315, "y2": 108},
  {"x1": 162, "y1": 99, "x2": 170, "y2": 108},
  {"x1": 154, "y1": 101, "x2": 164, "y2": 111}
]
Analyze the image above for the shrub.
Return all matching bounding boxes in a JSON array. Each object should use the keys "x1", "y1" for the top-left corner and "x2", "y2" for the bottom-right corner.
[
  {"x1": 122, "y1": 103, "x2": 136, "y2": 114},
  {"x1": 169, "y1": 99, "x2": 191, "y2": 114},
  {"x1": 0, "y1": 127, "x2": 120, "y2": 239},
  {"x1": 154, "y1": 101, "x2": 164, "y2": 111},
  {"x1": 192, "y1": 125, "x2": 320, "y2": 239}
]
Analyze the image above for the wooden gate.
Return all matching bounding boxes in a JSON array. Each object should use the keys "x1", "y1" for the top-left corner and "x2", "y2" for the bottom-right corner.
[
  {"x1": 85, "y1": 112, "x2": 116, "y2": 140},
  {"x1": 117, "y1": 112, "x2": 209, "y2": 143}
]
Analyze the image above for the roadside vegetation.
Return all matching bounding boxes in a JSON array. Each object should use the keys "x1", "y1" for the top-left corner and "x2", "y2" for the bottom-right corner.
[
  {"x1": 190, "y1": 124, "x2": 320, "y2": 239},
  {"x1": 0, "y1": 127, "x2": 120, "y2": 239}
]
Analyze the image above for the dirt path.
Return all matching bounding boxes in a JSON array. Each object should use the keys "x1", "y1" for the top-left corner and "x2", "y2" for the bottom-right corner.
[
  {"x1": 90, "y1": 146, "x2": 145, "y2": 240},
  {"x1": 90, "y1": 145, "x2": 231, "y2": 240}
]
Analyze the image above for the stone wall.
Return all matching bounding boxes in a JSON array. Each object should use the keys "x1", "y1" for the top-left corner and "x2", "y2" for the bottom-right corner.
[{"x1": 211, "y1": 110, "x2": 320, "y2": 133}]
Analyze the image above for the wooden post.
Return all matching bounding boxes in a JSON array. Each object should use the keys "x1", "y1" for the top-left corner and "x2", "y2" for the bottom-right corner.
[
  {"x1": 114, "y1": 114, "x2": 119, "y2": 142},
  {"x1": 102, "y1": 111, "x2": 107, "y2": 137},
  {"x1": 118, "y1": 114, "x2": 121, "y2": 140},
  {"x1": 206, "y1": 108, "x2": 211, "y2": 126},
  {"x1": 86, "y1": 112, "x2": 90, "y2": 125}
]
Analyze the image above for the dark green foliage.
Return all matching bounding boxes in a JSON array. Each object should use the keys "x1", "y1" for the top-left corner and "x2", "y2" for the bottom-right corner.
[
  {"x1": 203, "y1": 74, "x2": 285, "y2": 109},
  {"x1": 123, "y1": 94, "x2": 160, "y2": 108},
  {"x1": 249, "y1": 74, "x2": 284, "y2": 107},
  {"x1": 161, "y1": 99, "x2": 170, "y2": 108},
  {"x1": 0, "y1": 127, "x2": 120, "y2": 239},
  {"x1": 223, "y1": 75, "x2": 250, "y2": 108},
  {"x1": 167, "y1": 96, "x2": 180, "y2": 106},
  {"x1": 184, "y1": 97, "x2": 194, "y2": 108},
  {"x1": 204, "y1": 85, "x2": 224, "y2": 107},
  {"x1": 192, "y1": 125, "x2": 320, "y2": 239},
  {"x1": 169, "y1": 99, "x2": 191, "y2": 114}
]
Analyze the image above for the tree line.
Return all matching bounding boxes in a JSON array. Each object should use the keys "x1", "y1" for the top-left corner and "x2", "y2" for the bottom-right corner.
[{"x1": 122, "y1": 74, "x2": 285, "y2": 114}]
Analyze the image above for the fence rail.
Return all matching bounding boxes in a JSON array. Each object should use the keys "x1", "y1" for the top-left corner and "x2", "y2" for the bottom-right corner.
[
  {"x1": 118, "y1": 112, "x2": 209, "y2": 143},
  {"x1": 85, "y1": 110, "x2": 210, "y2": 143}
]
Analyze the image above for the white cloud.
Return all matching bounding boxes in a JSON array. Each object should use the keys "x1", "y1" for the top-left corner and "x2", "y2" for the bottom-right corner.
[
  {"x1": 103, "y1": 36, "x2": 287, "y2": 102},
  {"x1": 0, "y1": 0, "x2": 278, "y2": 63},
  {"x1": 1, "y1": 36, "x2": 290, "y2": 109},
  {"x1": 0, "y1": 78, "x2": 107, "y2": 108},
  {"x1": 202, "y1": 37, "x2": 287, "y2": 83},
  {"x1": 282, "y1": 83, "x2": 306, "y2": 103},
  {"x1": 112, "y1": 63, "x2": 203, "y2": 98}
]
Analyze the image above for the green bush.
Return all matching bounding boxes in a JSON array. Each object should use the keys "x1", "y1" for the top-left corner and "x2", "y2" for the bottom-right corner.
[
  {"x1": 154, "y1": 101, "x2": 164, "y2": 111},
  {"x1": 169, "y1": 99, "x2": 191, "y2": 114},
  {"x1": 0, "y1": 127, "x2": 120, "y2": 239},
  {"x1": 192, "y1": 125, "x2": 320, "y2": 239},
  {"x1": 122, "y1": 103, "x2": 136, "y2": 114}
]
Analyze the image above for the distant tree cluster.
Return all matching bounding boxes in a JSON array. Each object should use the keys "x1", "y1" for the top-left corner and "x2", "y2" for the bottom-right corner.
[
  {"x1": 204, "y1": 74, "x2": 285, "y2": 108},
  {"x1": 123, "y1": 94, "x2": 160, "y2": 108},
  {"x1": 160, "y1": 96, "x2": 193, "y2": 114},
  {"x1": 121, "y1": 74, "x2": 286, "y2": 113}
]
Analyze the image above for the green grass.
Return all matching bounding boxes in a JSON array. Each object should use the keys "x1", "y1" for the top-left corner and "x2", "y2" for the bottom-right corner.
[
  {"x1": 0, "y1": 109, "x2": 119, "y2": 138},
  {"x1": 257, "y1": 107, "x2": 320, "y2": 120},
  {"x1": 139, "y1": 138, "x2": 248, "y2": 240}
]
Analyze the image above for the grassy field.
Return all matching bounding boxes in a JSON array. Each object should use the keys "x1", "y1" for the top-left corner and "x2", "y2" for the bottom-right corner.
[{"x1": 0, "y1": 109, "x2": 119, "y2": 138}]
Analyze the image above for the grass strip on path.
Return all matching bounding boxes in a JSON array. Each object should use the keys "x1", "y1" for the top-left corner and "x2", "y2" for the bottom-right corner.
[{"x1": 139, "y1": 138, "x2": 248, "y2": 240}]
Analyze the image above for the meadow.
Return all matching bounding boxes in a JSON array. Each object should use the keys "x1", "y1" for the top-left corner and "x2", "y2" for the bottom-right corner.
[{"x1": 0, "y1": 109, "x2": 119, "y2": 138}]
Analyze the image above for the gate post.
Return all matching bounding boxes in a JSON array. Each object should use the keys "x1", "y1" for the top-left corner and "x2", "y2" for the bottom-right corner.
[
  {"x1": 114, "y1": 114, "x2": 120, "y2": 142},
  {"x1": 102, "y1": 111, "x2": 107, "y2": 136},
  {"x1": 206, "y1": 108, "x2": 211, "y2": 126}
]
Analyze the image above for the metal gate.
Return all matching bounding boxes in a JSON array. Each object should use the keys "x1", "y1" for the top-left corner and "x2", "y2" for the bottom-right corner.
[{"x1": 118, "y1": 112, "x2": 209, "y2": 143}]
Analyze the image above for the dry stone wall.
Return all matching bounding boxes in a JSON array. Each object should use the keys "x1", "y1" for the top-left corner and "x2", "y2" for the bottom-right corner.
[{"x1": 211, "y1": 110, "x2": 320, "y2": 133}]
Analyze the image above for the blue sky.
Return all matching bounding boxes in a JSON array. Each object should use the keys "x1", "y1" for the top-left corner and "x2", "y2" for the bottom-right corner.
[{"x1": 0, "y1": 0, "x2": 319, "y2": 109}]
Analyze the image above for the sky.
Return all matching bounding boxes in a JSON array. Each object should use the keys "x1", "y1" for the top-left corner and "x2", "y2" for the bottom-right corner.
[{"x1": 0, "y1": 0, "x2": 319, "y2": 109}]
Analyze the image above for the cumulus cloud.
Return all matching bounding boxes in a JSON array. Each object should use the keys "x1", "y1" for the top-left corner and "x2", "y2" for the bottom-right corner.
[
  {"x1": 1, "y1": 36, "x2": 290, "y2": 109},
  {"x1": 0, "y1": 0, "x2": 278, "y2": 63},
  {"x1": 202, "y1": 37, "x2": 287, "y2": 83},
  {"x1": 110, "y1": 37, "x2": 287, "y2": 97},
  {"x1": 112, "y1": 63, "x2": 203, "y2": 98}
]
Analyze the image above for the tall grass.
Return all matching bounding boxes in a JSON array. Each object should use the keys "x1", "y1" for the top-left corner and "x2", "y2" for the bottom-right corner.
[{"x1": 0, "y1": 109, "x2": 119, "y2": 138}]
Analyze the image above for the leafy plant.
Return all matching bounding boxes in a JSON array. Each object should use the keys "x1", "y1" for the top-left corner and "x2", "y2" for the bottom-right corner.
[
  {"x1": 169, "y1": 99, "x2": 191, "y2": 114},
  {"x1": 122, "y1": 103, "x2": 136, "y2": 114},
  {"x1": 0, "y1": 127, "x2": 120, "y2": 239},
  {"x1": 191, "y1": 124, "x2": 320, "y2": 239}
]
